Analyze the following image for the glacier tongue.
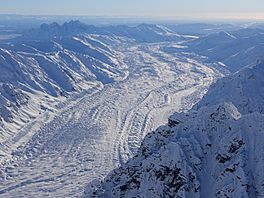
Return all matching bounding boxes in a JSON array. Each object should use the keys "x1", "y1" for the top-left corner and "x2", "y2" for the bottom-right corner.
[{"x1": 0, "y1": 34, "x2": 223, "y2": 196}]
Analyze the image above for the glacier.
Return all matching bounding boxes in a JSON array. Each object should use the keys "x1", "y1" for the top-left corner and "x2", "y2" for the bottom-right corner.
[{"x1": 0, "y1": 20, "x2": 263, "y2": 197}]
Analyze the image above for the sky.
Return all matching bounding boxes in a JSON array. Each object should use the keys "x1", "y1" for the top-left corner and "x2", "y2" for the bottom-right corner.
[{"x1": 0, "y1": 0, "x2": 264, "y2": 20}]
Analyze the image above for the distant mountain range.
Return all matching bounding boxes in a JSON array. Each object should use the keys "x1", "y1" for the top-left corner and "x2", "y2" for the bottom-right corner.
[
  {"x1": 22, "y1": 20, "x2": 189, "y2": 43},
  {"x1": 163, "y1": 28, "x2": 264, "y2": 71}
]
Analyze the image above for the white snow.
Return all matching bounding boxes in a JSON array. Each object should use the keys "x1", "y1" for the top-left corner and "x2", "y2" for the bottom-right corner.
[
  {"x1": 0, "y1": 38, "x2": 221, "y2": 197},
  {"x1": 2, "y1": 22, "x2": 262, "y2": 198}
]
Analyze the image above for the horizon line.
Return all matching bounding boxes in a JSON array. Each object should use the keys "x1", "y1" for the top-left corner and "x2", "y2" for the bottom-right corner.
[{"x1": 0, "y1": 13, "x2": 264, "y2": 22}]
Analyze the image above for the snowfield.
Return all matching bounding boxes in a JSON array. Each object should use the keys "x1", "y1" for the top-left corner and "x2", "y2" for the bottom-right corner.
[{"x1": 0, "y1": 38, "x2": 224, "y2": 197}]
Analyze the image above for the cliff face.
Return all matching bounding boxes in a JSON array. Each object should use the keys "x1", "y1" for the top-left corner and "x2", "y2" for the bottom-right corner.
[{"x1": 85, "y1": 62, "x2": 264, "y2": 198}]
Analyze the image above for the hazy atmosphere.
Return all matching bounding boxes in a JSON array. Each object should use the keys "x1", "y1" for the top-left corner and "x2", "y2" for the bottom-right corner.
[{"x1": 1, "y1": 0, "x2": 264, "y2": 20}]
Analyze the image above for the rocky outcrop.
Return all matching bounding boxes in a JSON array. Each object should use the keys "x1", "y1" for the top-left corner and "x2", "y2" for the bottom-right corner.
[{"x1": 85, "y1": 62, "x2": 264, "y2": 198}]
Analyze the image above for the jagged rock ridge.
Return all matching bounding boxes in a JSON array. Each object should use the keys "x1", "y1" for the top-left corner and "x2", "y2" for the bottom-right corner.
[{"x1": 85, "y1": 61, "x2": 264, "y2": 198}]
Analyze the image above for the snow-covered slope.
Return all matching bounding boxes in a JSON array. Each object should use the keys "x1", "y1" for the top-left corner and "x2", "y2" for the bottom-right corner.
[
  {"x1": 185, "y1": 28, "x2": 264, "y2": 71},
  {"x1": 195, "y1": 60, "x2": 264, "y2": 114},
  {"x1": 85, "y1": 62, "x2": 264, "y2": 197},
  {"x1": 0, "y1": 25, "x2": 130, "y2": 157},
  {"x1": 163, "y1": 28, "x2": 264, "y2": 72}
]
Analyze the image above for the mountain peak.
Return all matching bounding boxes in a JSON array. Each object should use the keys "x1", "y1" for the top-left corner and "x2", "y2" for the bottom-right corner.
[
  {"x1": 39, "y1": 22, "x2": 59, "y2": 31},
  {"x1": 61, "y1": 20, "x2": 87, "y2": 30},
  {"x1": 23, "y1": 20, "x2": 92, "y2": 39}
]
